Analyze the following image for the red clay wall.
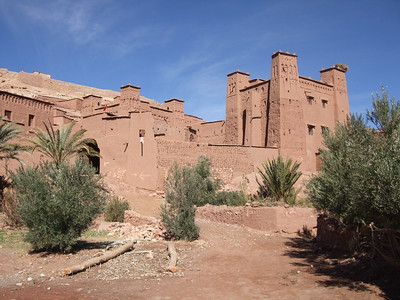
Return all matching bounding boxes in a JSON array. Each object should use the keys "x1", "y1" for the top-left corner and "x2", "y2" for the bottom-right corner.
[
  {"x1": 156, "y1": 140, "x2": 278, "y2": 190},
  {"x1": 196, "y1": 205, "x2": 317, "y2": 233},
  {"x1": 0, "y1": 91, "x2": 53, "y2": 129}
]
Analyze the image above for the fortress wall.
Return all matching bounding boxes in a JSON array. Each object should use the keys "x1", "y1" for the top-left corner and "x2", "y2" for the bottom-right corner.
[
  {"x1": 197, "y1": 121, "x2": 225, "y2": 143},
  {"x1": 196, "y1": 205, "x2": 317, "y2": 233},
  {"x1": 0, "y1": 91, "x2": 53, "y2": 128},
  {"x1": 184, "y1": 114, "x2": 204, "y2": 126},
  {"x1": 156, "y1": 140, "x2": 277, "y2": 190}
]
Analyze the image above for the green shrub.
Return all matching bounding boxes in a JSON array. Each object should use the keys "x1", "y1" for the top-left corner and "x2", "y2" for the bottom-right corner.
[
  {"x1": 161, "y1": 163, "x2": 200, "y2": 241},
  {"x1": 1, "y1": 188, "x2": 22, "y2": 227},
  {"x1": 12, "y1": 159, "x2": 108, "y2": 252},
  {"x1": 191, "y1": 155, "x2": 221, "y2": 207},
  {"x1": 257, "y1": 156, "x2": 302, "y2": 204},
  {"x1": 307, "y1": 90, "x2": 400, "y2": 229},
  {"x1": 211, "y1": 191, "x2": 247, "y2": 206},
  {"x1": 104, "y1": 197, "x2": 129, "y2": 222}
]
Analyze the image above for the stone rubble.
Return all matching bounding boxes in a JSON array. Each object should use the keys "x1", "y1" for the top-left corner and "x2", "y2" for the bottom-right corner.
[{"x1": 100, "y1": 210, "x2": 166, "y2": 240}]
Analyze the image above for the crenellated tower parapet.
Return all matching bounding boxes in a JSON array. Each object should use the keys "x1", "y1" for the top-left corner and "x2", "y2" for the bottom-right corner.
[
  {"x1": 120, "y1": 84, "x2": 141, "y2": 113},
  {"x1": 320, "y1": 64, "x2": 349, "y2": 123},
  {"x1": 82, "y1": 94, "x2": 103, "y2": 116},
  {"x1": 268, "y1": 51, "x2": 307, "y2": 162},
  {"x1": 224, "y1": 70, "x2": 250, "y2": 144}
]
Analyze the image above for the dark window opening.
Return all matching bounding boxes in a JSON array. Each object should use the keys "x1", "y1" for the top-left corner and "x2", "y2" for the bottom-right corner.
[
  {"x1": 307, "y1": 96, "x2": 314, "y2": 104},
  {"x1": 322, "y1": 99, "x2": 328, "y2": 108},
  {"x1": 139, "y1": 129, "x2": 145, "y2": 156},
  {"x1": 28, "y1": 114, "x2": 35, "y2": 127},
  {"x1": 4, "y1": 110, "x2": 11, "y2": 121},
  {"x1": 321, "y1": 126, "x2": 328, "y2": 134},
  {"x1": 87, "y1": 142, "x2": 100, "y2": 174},
  {"x1": 308, "y1": 124, "x2": 315, "y2": 135},
  {"x1": 242, "y1": 110, "x2": 247, "y2": 145}
]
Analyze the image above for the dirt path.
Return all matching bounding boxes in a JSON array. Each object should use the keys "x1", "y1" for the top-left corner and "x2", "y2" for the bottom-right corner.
[{"x1": 1, "y1": 218, "x2": 386, "y2": 300}]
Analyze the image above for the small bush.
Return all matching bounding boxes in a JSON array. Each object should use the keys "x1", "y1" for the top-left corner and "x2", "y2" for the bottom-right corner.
[
  {"x1": 161, "y1": 163, "x2": 200, "y2": 241},
  {"x1": 104, "y1": 197, "x2": 129, "y2": 222},
  {"x1": 211, "y1": 191, "x2": 247, "y2": 206},
  {"x1": 12, "y1": 159, "x2": 108, "y2": 252},
  {"x1": 191, "y1": 156, "x2": 221, "y2": 207},
  {"x1": 2, "y1": 189, "x2": 22, "y2": 227},
  {"x1": 257, "y1": 156, "x2": 302, "y2": 204},
  {"x1": 0, "y1": 176, "x2": 22, "y2": 227}
]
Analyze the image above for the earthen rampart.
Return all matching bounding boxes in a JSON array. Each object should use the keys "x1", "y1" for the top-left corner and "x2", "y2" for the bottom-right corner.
[
  {"x1": 0, "y1": 91, "x2": 53, "y2": 128},
  {"x1": 156, "y1": 139, "x2": 277, "y2": 189},
  {"x1": 197, "y1": 120, "x2": 225, "y2": 143},
  {"x1": 196, "y1": 205, "x2": 317, "y2": 233}
]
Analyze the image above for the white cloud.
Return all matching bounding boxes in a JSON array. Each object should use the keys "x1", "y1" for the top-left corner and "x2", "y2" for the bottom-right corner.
[
  {"x1": 16, "y1": 0, "x2": 107, "y2": 44},
  {"x1": 2, "y1": 0, "x2": 171, "y2": 56}
]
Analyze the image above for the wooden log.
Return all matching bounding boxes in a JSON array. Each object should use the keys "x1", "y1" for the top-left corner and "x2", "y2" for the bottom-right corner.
[
  {"x1": 65, "y1": 241, "x2": 136, "y2": 275},
  {"x1": 166, "y1": 241, "x2": 178, "y2": 273}
]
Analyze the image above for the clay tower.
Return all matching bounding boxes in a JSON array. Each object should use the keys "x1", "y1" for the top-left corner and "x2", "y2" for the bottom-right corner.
[{"x1": 267, "y1": 51, "x2": 307, "y2": 161}]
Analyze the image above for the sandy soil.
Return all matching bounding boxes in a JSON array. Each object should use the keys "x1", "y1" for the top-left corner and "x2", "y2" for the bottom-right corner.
[{"x1": 0, "y1": 195, "x2": 397, "y2": 300}]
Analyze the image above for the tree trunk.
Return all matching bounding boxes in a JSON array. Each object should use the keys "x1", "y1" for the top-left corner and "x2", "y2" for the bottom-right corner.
[
  {"x1": 65, "y1": 241, "x2": 136, "y2": 275},
  {"x1": 166, "y1": 240, "x2": 178, "y2": 273}
]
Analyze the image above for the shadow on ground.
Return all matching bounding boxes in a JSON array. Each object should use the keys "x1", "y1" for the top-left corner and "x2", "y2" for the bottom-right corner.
[
  {"x1": 284, "y1": 236, "x2": 400, "y2": 300},
  {"x1": 30, "y1": 240, "x2": 113, "y2": 256}
]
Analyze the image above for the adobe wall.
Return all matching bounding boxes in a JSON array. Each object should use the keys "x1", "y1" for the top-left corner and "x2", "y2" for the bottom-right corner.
[
  {"x1": 81, "y1": 111, "x2": 158, "y2": 191},
  {"x1": 196, "y1": 205, "x2": 317, "y2": 233},
  {"x1": 197, "y1": 120, "x2": 225, "y2": 144},
  {"x1": 0, "y1": 91, "x2": 53, "y2": 128},
  {"x1": 156, "y1": 140, "x2": 278, "y2": 190},
  {"x1": 299, "y1": 77, "x2": 336, "y2": 171},
  {"x1": 241, "y1": 81, "x2": 269, "y2": 147},
  {"x1": 184, "y1": 114, "x2": 204, "y2": 126}
]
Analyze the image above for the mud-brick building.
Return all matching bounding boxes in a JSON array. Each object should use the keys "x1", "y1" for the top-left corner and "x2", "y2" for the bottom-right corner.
[
  {"x1": 0, "y1": 51, "x2": 349, "y2": 192},
  {"x1": 224, "y1": 51, "x2": 349, "y2": 172}
]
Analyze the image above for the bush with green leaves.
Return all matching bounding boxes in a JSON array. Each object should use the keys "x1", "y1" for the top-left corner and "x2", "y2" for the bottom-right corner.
[
  {"x1": 307, "y1": 89, "x2": 400, "y2": 230},
  {"x1": 211, "y1": 190, "x2": 247, "y2": 206},
  {"x1": 191, "y1": 155, "x2": 221, "y2": 207},
  {"x1": 12, "y1": 159, "x2": 108, "y2": 251},
  {"x1": 161, "y1": 163, "x2": 200, "y2": 241},
  {"x1": 104, "y1": 197, "x2": 130, "y2": 222},
  {"x1": 256, "y1": 156, "x2": 302, "y2": 205}
]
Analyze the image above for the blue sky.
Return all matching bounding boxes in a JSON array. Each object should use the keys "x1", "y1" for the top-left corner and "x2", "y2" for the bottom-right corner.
[{"x1": 0, "y1": 0, "x2": 399, "y2": 121}]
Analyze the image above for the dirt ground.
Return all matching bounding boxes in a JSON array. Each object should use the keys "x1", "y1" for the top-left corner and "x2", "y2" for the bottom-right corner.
[{"x1": 0, "y1": 194, "x2": 398, "y2": 300}]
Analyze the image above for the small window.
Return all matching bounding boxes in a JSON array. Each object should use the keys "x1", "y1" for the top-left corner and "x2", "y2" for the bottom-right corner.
[
  {"x1": 322, "y1": 99, "x2": 328, "y2": 108},
  {"x1": 321, "y1": 126, "x2": 328, "y2": 134},
  {"x1": 4, "y1": 110, "x2": 11, "y2": 121},
  {"x1": 307, "y1": 96, "x2": 314, "y2": 104},
  {"x1": 28, "y1": 114, "x2": 35, "y2": 127},
  {"x1": 139, "y1": 129, "x2": 145, "y2": 156},
  {"x1": 308, "y1": 124, "x2": 315, "y2": 135}
]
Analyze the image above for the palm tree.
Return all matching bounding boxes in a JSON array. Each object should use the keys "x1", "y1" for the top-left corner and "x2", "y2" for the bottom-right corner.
[
  {"x1": 28, "y1": 121, "x2": 100, "y2": 167},
  {"x1": 257, "y1": 156, "x2": 302, "y2": 204},
  {"x1": 0, "y1": 118, "x2": 24, "y2": 164}
]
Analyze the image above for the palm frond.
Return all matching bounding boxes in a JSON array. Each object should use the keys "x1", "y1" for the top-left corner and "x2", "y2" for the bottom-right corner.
[
  {"x1": 257, "y1": 156, "x2": 302, "y2": 203},
  {"x1": 0, "y1": 118, "x2": 24, "y2": 164},
  {"x1": 28, "y1": 121, "x2": 100, "y2": 166}
]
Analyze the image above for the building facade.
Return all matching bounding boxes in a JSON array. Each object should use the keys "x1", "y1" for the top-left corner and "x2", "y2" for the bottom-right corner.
[{"x1": 0, "y1": 51, "x2": 349, "y2": 192}]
